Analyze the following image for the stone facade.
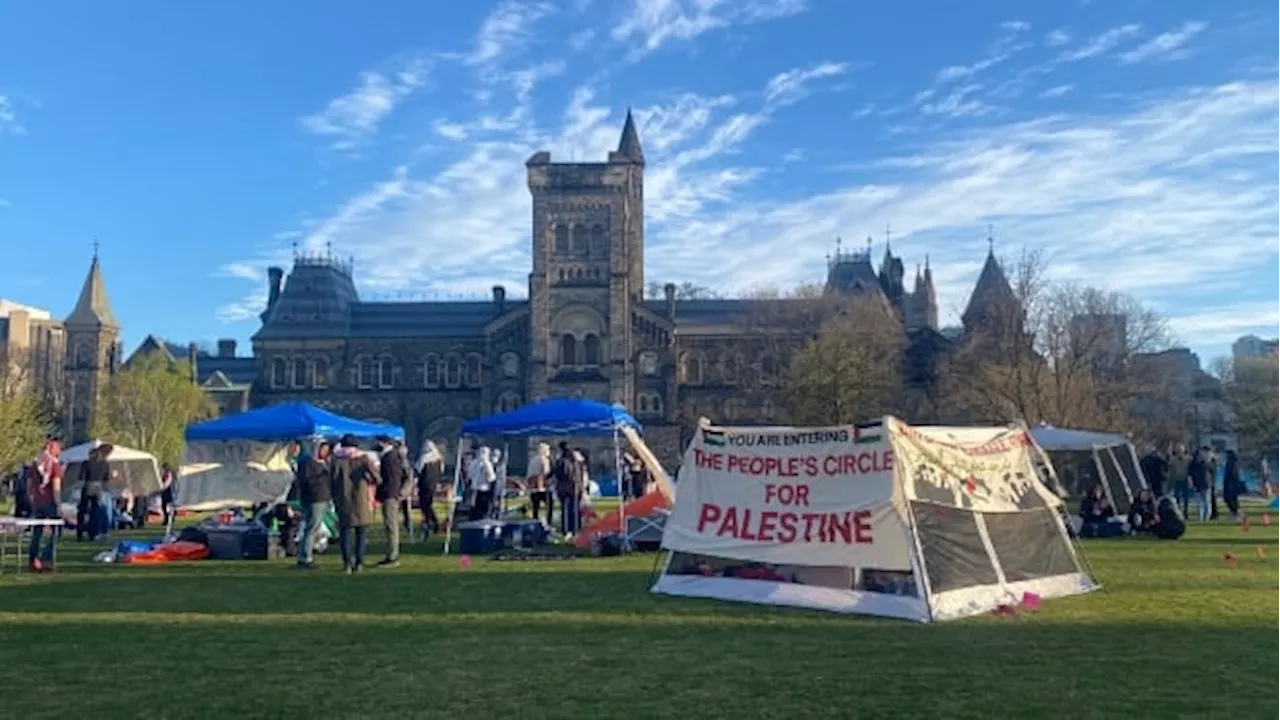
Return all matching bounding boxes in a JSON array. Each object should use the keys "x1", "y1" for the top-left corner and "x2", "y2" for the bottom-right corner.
[{"x1": 247, "y1": 114, "x2": 1020, "y2": 472}]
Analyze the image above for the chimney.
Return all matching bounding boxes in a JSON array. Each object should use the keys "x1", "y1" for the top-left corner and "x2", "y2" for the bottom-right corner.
[
  {"x1": 217, "y1": 338, "x2": 237, "y2": 358},
  {"x1": 664, "y1": 283, "x2": 677, "y2": 320},
  {"x1": 187, "y1": 342, "x2": 200, "y2": 384},
  {"x1": 267, "y1": 267, "x2": 284, "y2": 309},
  {"x1": 492, "y1": 285, "x2": 506, "y2": 315}
]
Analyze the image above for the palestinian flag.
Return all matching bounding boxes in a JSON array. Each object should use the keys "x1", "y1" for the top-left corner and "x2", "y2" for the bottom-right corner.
[
  {"x1": 853, "y1": 421, "x2": 883, "y2": 445},
  {"x1": 703, "y1": 428, "x2": 726, "y2": 447}
]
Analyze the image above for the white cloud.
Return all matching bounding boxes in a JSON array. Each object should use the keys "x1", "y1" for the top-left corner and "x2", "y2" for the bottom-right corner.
[
  {"x1": 764, "y1": 61, "x2": 848, "y2": 106},
  {"x1": 0, "y1": 94, "x2": 24, "y2": 135},
  {"x1": 299, "y1": 60, "x2": 428, "y2": 151},
  {"x1": 999, "y1": 21, "x2": 1031, "y2": 33},
  {"x1": 1044, "y1": 29, "x2": 1071, "y2": 47},
  {"x1": 1058, "y1": 23, "x2": 1142, "y2": 62},
  {"x1": 611, "y1": 0, "x2": 807, "y2": 57},
  {"x1": 467, "y1": 1, "x2": 554, "y2": 66},
  {"x1": 919, "y1": 84, "x2": 994, "y2": 118},
  {"x1": 1039, "y1": 84, "x2": 1074, "y2": 99},
  {"x1": 1167, "y1": 302, "x2": 1280, "y2": 348},
  {"x1": 1119, "y1": 21, "x2": 1208, "y2": 65}
]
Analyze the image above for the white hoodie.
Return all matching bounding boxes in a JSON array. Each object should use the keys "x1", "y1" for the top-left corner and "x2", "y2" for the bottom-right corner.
[{"x1": 468, "y1": 447, "x2": 496, "y2": 492}]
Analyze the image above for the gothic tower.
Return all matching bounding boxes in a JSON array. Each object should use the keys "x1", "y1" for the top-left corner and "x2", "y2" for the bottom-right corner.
[
  {"x1": 63, "y1": 250, "x2": 120, "y2": 442},
  {"x1": 525, "y1": 111, "x2": 645, "y2": 406}
]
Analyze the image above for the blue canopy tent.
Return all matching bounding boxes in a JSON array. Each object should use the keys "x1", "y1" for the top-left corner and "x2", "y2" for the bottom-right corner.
[
  {"x1": 185, "y1": 401, "x2": 404, "y2": 442},
  {"x1": 446, "y1": 398, "x2": 643, "y2": 553}
]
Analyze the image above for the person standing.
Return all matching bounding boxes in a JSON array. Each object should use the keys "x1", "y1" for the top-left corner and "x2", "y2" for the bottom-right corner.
[
  {"x1": 159, "y1": 463, "x2": 177, "y2": 528},
  {"x1": 375, "y1": 435, "x2": 406, "y2": 568},
  {"x1": 553, "y1": 442, "x2": 585, "y2": 538},
  {"x1": 331, "y1": 435, "x2": 377, "y2": 574},
  {"x1": 1221, "y1": 450, "x2": 1244, "y2": 519},
  {"x1": 466, "y1": 446, "x2": 496, "y2": 522},
  {"x1": 1167, "y1": 444, "x2": 1191, "y2": 515},
  {"x1": 526, "y1": 442, "x2": 553, "y2": 525},
  {"x1": 28, "y1": 437, "x2": 64, "y2": 572},
  {"x1": 77, "y1": 444, "x2": 113, "y2": 541},
  {"x1": 294, "y1": 440, "x2": 332, "y2": 569},
  {"x1": 1139, "y1": 447, "x2": 1168, "y2": 498},
  {"x1": 396, "y1": 440, "x2": 414, "y2": 535},
  {"x1": 417, "y1": 440, "x2": 444, "y2": 535},
  {"x1": 1188, "y1": 446, "x2": 1215, "y2": 522}
]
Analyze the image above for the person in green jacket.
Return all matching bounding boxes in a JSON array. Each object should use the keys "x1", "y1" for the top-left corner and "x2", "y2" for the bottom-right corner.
[{"x1": 331, "y1": 435, "x2": 379, "y2": 573}]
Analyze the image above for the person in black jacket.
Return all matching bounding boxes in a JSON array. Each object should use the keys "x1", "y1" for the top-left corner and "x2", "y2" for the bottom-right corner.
[
  {"x1": 295, "y1": 440, "x2": 332, "y2": 569},
  {"x1": 78, "y1": 444, "x2": 114, "y2": 541},
  {"x1": 1139, "y1": 448, "x2": 1168, "y2": 497},
  {"x1": 1222, "y1": 450, "x2": 1244, "y2": 519},
  {"x1": 376, "y1": 435, "x2": 407, "y2": 568}
]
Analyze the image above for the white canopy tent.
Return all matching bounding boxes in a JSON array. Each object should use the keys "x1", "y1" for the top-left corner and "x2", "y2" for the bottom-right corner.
[
  {"x1": 1030, "y1": 425, "x2": 1148, "y2": 515},
  {"x1": 652, "y1": 417, "x2": 1097, "y2": 623}
]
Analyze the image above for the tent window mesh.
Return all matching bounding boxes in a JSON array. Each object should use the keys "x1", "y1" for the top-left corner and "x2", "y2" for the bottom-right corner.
[
  {"x1": 983, "y1": 509, "x2": 1080, "y2": 582},
  {"x1": 1097, "y1": 450, "x2": 1132, "y2": 515},
  {"x1": 1048, "y1": 450, "x2": 1100, "y2": 501},
  {"x1": 1109, "y1": 447, "x2": 1146, "y2": 506},
  {"x1": 910, "y1": 502, "x2": 998, "y2": 593}
]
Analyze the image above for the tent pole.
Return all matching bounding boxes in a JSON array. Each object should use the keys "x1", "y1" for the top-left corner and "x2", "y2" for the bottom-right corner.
[
  {"x1": 500, "y1": 440, "x2": 510, "y2": 521},
  {"x1": 443, "y1": 435, "x2": 464, "y2": 556},
  {"x1": 614, "y1": 427, "x2": 626, "y2": 546}
]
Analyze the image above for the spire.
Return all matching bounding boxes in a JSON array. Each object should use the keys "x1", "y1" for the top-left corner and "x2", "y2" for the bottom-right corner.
[
  {"x1": 617, "y1": 108, "x2": 644, "y2": 163},
  {"x1": 962, "y1": 242, "x2": 1017, "y2": 330},
  {"x1": 66, "y1": 249, "x2": 119, "y2": 328},
  {"x1": 883, "y1": 223, "x2": 893, "y2": 259}
]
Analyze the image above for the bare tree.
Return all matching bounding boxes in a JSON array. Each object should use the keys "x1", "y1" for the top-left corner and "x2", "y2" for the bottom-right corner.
[
  {"x1": 939, "y1": 248, "x2": 1179, "y2": 439},
  {"x1": 644, "y1": 281, "x2": 720, "y2": 300}
]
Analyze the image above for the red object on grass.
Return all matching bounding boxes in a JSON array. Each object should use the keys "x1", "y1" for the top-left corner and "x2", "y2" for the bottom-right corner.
[
  {"x1": 1020, "y1": 592, "x2": 1041, "y2": 611},
  {"x1": 126, "y1": 541, "x2": 210, "y2": 564},
  {"x1": 1222, "y1": 552, "x2": 1237, "y2": 567},
  {"x1": 458, "y1": 554, "x2": 473, "y2": 569}
]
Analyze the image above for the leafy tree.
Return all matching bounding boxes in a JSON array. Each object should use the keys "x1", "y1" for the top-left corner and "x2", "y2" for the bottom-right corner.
[
  {"x1": 92, "y1": 352, "x2": 217, "y2": 467},
  {"x1": 0, "y1": 354, "x2": 53, "y2": 473},
  {"x1": 783, "y1": 292, "x2": 905, "y2": 425}
]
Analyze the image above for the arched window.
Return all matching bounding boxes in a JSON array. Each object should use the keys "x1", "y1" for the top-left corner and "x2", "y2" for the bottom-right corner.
[
  {"x1": 465, "y1": 354, "x2": 483, "y2": 387},
  {"x1": 637, "y1": 392, "x2": 663, "y2": 416},
  {"x1": 554, "y1": 225, "x2": 569, "y2": 254},
  {"x1": 680, "y1": 353, "x2": 703, "y2": 384},
  {"x1": 499, "y1": 352, "x2": 520, "y2": 378},
  {"x1": 423, "y1": 354, "x2": 441, "y2": 388},
  {"x1": 291, "y1": 358, "x2": 308, "y2": 388},
  {"x1": 311, "y1": 357, "x2": 330, "y2": 388},
  {"x1": 378, "y1": 356, "x2": 394, "y2": 388},
  {"x1": 497, "y1": 392, "x2": 522, "y2": 413},
  {"x1": 638, "y1": 395, "x2": 650, "y2": 413},
  {"x1": 271, "y1": 357, "x2": 287, "y2": 388},
  {"x1": 444, "y1": 355, "x2": 462, "y2": 388},
  {"x1": 720, "y1": 353, "x2": 739, "y2": 384},
  {"x1": 571, "y1": 225, "x2": 587, "y2": 256},
  {"x1": 590, "y1": 225, "x2": 606, "y2": 256},
  {"x1": 560, "y1": 334, "x2": 577, "y2": 366},
  {"x1": 583, "y1": 334, "x2": 601, "y2": 366},
  {"x1": 357, "y1": 357, "x2": 375, "y2": 389},
  {"x1": 762, "y1": 398, "x2": 777, "y2": 420},
  {"x1": 74, "y1": 344, "x2": 91, "y2": 368},
  {"x1": 724, "y1": 398, "x2": 745, "y2": 421}
]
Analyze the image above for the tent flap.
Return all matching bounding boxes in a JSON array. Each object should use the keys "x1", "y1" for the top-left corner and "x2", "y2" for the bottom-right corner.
[{"x1": 185, "y1": 402, "x2": 404, "y2": 442}]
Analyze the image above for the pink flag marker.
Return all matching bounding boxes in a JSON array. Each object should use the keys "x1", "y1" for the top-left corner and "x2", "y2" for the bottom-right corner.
[
  {"x1": 458, "y1": 554, "x2": 473, "y2": 570},
  {"x1": 1021, "y1": 592, "x2": 1042, "y2": 611},
  {"x1": 1263, "y1": 514, "x2": 1272, "y2": 527}
]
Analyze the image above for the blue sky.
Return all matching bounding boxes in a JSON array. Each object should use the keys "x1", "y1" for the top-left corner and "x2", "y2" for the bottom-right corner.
[{"x1": 1, "y1": 0, "x2": 1276, "y2": 364}]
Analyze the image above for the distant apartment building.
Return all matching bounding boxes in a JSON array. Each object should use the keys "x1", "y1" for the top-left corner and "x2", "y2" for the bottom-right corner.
[
  {"x1": 0, "y1": 299, "x2": 66, "y2": 404},
  {"x1": 1231, "y1": 334, "x2": 1279, "y2": 363}
]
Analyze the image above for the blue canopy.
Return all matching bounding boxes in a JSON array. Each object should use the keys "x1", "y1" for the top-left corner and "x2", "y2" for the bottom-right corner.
[
  {"x1": 461, "y1": 398, "x2": 641, "y2": 437},
  {"x1": 185, "y1": 402, "x2": 405, "y2": 442}
]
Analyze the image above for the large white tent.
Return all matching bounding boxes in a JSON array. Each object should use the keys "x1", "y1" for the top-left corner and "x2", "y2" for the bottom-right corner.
[
  {"x1": 59, "y1": 440, "x2": 162, "y2": 502},
  {"x1": 1030, "y1": 425, "x2": 1148, "y2": 514},
  {"x1": 651, "y1": 417, "x2": 1097, "y2": 623}
]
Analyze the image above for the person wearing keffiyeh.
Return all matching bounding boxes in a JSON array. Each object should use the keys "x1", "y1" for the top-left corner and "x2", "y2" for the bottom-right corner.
[
  {"x1": 28, "y1": 437, "x2": 64, "y2": 571},
  {"x1": 416, "y1": 440, "x2": 444, "y2": 534}
]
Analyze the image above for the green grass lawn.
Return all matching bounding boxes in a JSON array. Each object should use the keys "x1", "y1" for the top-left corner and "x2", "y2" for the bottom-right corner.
[{"x1": 1, "y1": 514, "x2": 1277, "y2": 720}]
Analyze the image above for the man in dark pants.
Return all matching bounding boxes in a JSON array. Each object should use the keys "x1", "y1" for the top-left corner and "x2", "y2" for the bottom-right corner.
[
  {"x1": 1139, "y1": 447, "x2": 1168, "y2": 497},
  {"x1": 376, "y1": 435, "x2": 407, "y2": 568},
  {"x1": 552, "y1": 442, "x2": 585, "y2": 538},
  {"x1": 294, "y1": 440, "x2": 332, "y2": 569}
]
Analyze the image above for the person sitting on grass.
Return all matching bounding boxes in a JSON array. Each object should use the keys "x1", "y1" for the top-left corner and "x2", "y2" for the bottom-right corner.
[
  {"x1": 1127, "y1": 488, "x2": 1160, "y2": 534},
  {"x1": 1078, "y1": 485, "x2": 1121, "y2": 538}
]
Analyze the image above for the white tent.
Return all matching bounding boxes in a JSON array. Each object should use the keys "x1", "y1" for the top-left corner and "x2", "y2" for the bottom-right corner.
[
  {"x1": 651, "y1": 417, "x2": 1097, "y2": 623},
  {"x1": 59, "y1": 440, "x2": 162, "y2": 502},
  {"x1": 1030, "y1": 425, "x2": 1148, "y2": 514}
]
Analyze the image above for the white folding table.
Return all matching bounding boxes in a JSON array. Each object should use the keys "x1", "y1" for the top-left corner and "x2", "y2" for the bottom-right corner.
[{"x1": 0, "y1": 516, "x2": 65, "y2": 574}]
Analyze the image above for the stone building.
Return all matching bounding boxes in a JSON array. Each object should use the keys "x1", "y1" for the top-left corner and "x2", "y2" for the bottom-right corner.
[{"x1": 248, "y1": 113, "x2": 1019, "y2": 470}]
